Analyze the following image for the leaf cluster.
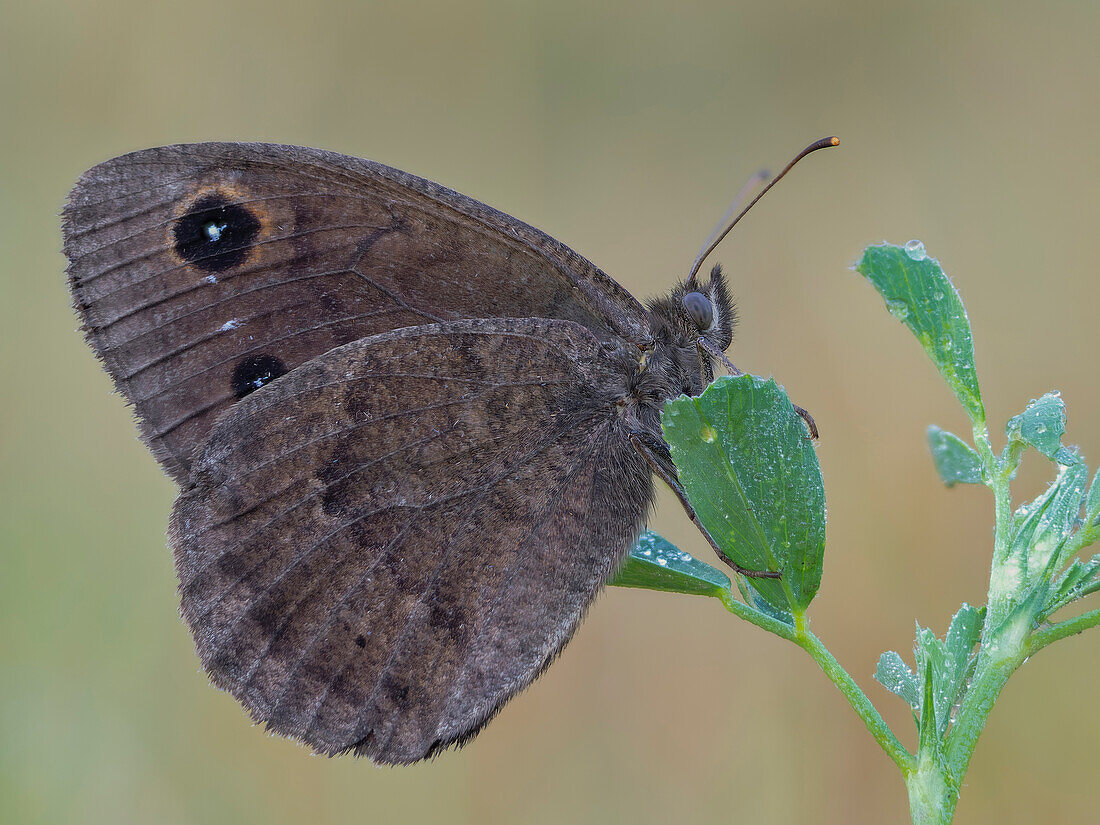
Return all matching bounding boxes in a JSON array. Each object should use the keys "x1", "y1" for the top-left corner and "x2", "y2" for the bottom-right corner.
[{"x1": 608, "y1": 241, "x2": 1099, "y2": 825}]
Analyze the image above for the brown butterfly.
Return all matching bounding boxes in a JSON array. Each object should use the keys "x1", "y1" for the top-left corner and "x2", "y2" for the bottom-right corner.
[{"x1": 62, "y1": 137, "x2": 836, "y2": 764}]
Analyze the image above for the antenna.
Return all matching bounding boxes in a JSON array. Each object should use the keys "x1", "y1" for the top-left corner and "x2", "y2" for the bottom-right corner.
[
  {"x1": 692, "y1": 168, "x2": 771, "y2": 279},
  {"x1": 686, "y1": 136, "x2": 839, "y2": 285}
]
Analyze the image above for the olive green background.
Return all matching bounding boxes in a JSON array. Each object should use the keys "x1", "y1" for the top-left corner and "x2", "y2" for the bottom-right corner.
[{"x1": 3, "y1": 1, "x2": 1098, "y2": 823}]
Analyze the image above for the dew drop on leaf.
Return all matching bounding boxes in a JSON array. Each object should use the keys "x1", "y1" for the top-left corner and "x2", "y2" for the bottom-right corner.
[
  {"x1": 885, "y1": 299, "x2": 910, "y2": 320},
  {"x1": 904, "y1": 239, "x2": 927, "y2": 261}
]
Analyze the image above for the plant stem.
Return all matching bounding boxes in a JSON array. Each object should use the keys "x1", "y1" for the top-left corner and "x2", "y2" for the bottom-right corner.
[
  {"x1": 1029, "y1": 606, "x2": 1100, "y2": 653},
  {"x1": 791, "y1": 615, "x2": 916, "y2": 774},
  {"x1": 973, "y1": 424, "x2": 1012, "y2": 567},
  {"x1": 907, "y1": 751, "x2": 958, "y2": 825},
  {"x1": 943, "y1": 630, "x2": 1024, "y2": 777},
  {"x1": 972, "y1": 423, "x2": 1014, "y2": 620},
  {"x1": 719, "y1": 590, "x2": 915, "y2": 775},
  {"x1": 939, "y1": 424, "x2": 1026, "y2": 777}
]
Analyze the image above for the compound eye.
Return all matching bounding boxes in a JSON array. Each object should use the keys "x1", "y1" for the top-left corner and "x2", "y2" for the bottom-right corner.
[{"x1": 682, "y1": 291, "x2": 714, "y2": 331}]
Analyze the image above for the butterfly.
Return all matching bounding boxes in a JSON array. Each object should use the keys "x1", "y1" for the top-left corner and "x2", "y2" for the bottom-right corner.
[{"x1": 62, "y1": 137, "x2": 836, "y2": 764}]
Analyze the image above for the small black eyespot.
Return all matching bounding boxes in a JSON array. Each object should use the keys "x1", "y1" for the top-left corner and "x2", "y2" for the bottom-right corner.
[
  {"x1": 173, "y1": 193, "x2": 260, "y2": 273},
  {"x1": 682, "y1": 291, "x2": 714, "y2": 331},
  {"x1": 231, "y1": 354, "x2": 287, "y2": 400}
]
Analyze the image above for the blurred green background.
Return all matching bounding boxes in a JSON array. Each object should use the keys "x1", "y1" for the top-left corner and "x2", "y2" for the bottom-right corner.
[{"x1": 3, "y1": 1, "x2": 1098, "y2": 823}]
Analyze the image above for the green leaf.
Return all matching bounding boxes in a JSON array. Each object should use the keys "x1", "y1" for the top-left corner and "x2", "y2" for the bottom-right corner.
[
  {"x1": 917, "y1": 660, "x2": 939, "y2": 752},
  {"x1": 912, "y1": 660, "x2": 956, "y2": 808},
  {"x1": 1075, "y1": 582, "x2": 1100, "y2": 603},
  {"x1": 994, "y1": 463, "x2": 1089, "y2": 628},
  {"x1": 1025, "y1": 462, "x2": 1088, "y2": 577},
  {"x1": 942, "y1": 604, "x2": 984, "y2": 721},
  {"x1": 914, "y1": 626, "x2": 951, "y2": 736},
  {"x1": 1046, "y1": 554, "x2": 1100, "y2": 616},
  {"x1": 610, "y1": 530, "x2": 731, "y2": 597},
  {"x1": 875, "y1": 650, "x2": 919, "y2": 708},
  {"x1": 1087, "y1": 467, "x2": 1100, "y2": 521},
  {"x1": 1059, "y1": 555, "x2": 1099, "y2": 595},
  {"x1": 1006, "y1": 392, "x2": 1067, "y2": 461},
  {"x1": 944, "y1": 605, "x2": 983, "y2": 669},
  {"x1": 927, "y1": 426, "x2": 983, "y2": 486},
  {"x1": 661, "y1": 374, "x2": 826, "y2": 613},
  {"x1": 734, "y1": 575, "x2": 795, "y2": 626},
  {"x1": 882, "y1": 606, "x2": 983, "y2": 734},
  {"x1": 855, "y1": 243, "x2": 984, "y2": 424}
]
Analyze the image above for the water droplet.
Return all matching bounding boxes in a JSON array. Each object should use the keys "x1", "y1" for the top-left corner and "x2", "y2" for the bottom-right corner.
[
  {"x1": 1035, "y1": 423, "x2": 1047, "y2": 434},
  {"x1": 904, "y1": 239, "x2": 927, "y2": 261},
  {"x1": 700, "y1": 425, "x2": 717, "y2": 443},
  {"x1": 656, "y1": 558, "x2": 668, "y2": 567},
  {"x1": 932, "y1": 290, "x2": 944, "y2": 301},
  {"x1": 941, "y1": 337, "x2": 954, "y2": 351},
  {"x1": 885, "y1": 299, "x2": 909, "y2": 321}
]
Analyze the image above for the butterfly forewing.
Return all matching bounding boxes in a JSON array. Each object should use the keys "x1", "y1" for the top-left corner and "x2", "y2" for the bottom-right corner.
[
  {"x1": 170, "y1": 318, "x2": 650, "y2": 763},
  {"x1": 63, "y1": 143, "x2": 651, "y2": 482}
]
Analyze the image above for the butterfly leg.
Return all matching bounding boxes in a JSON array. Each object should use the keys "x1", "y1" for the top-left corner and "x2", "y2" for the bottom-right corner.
[
  {"x1": 696, "y1": 337, "x2": 819, "y2": 439},
  {"x1": 628, "y1": 432, "x2": 781, "y2": 579},
  {"x1": 790, "y1": 404, "x2": 819, "y2": 439}
]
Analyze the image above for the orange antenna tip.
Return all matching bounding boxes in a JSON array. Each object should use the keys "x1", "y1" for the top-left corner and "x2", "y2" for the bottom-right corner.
[{"x1": 686, "y1": 136, "x2": 840, "y2": 283}]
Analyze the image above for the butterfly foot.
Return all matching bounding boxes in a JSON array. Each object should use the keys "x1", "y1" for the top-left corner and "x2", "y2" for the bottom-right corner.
[{"x1": 792, "y1": 404, "x2": 819, "y2": 440}]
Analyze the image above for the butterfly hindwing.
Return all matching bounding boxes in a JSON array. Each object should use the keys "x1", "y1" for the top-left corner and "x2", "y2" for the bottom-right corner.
[{"x1": 169, "y1": 318, "x2": 651, "y2": 763}]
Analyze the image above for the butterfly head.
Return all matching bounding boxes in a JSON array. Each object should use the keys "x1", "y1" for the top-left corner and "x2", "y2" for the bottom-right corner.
[
  {"x1": 644, "y1": 263, "x2": 736, "y2": 396},
  {"x1": 682, "y1": 264, "x2": 735, "y2": 352},
  {"x1": 648, "y1": 263, "x2": 735, "y2": 348}
]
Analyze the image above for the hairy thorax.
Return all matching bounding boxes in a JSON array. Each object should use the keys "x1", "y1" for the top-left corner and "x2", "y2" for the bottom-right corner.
[
  {"x1": 608, "y1": 264, "x2": 735, "y2": 441},
  {"x1": 610, "y1": 331, "x2": 711, "y2": 443}
]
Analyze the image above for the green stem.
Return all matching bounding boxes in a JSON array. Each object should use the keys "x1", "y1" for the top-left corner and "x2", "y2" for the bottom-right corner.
[
  {"x1": 792, "y1": 617, "x2": 916, "y2": 774},
  {"x1": 907, "y1": 750, "x2": 958, "y2": 825},
  {"x1": 941, "y1": 424, "x2": 1026, "y2": 778},
  {"x1": 982, "y1": 468, "x2": 1016, "y2": 630},
  {"x1": 943, "y1": 638, "x2": 1023, "y2": 777},
  {"x1": 973, "y1": 425, "x2": 1012, "y2": 569},
  {"x1": 1029, "y1": 606, "x2": 1100, "y2": 653},
  {"x1": 971, "y1": 421, "x2": 993, "y2": 460},
  {"x1": 717, "y1": 593, "x2": 914, "y2": 773}
]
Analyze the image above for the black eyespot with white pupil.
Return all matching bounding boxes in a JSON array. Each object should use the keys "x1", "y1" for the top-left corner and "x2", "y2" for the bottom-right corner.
[
  {"x1": 682, "y1": 291, "x2": 714, "y2": 331},
  {"x1": 173, "y1": 193, "x2": 260, "y2": 273},
  {"x1": 232, "y1": 354, "x2": 287, "y2": 400}
]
